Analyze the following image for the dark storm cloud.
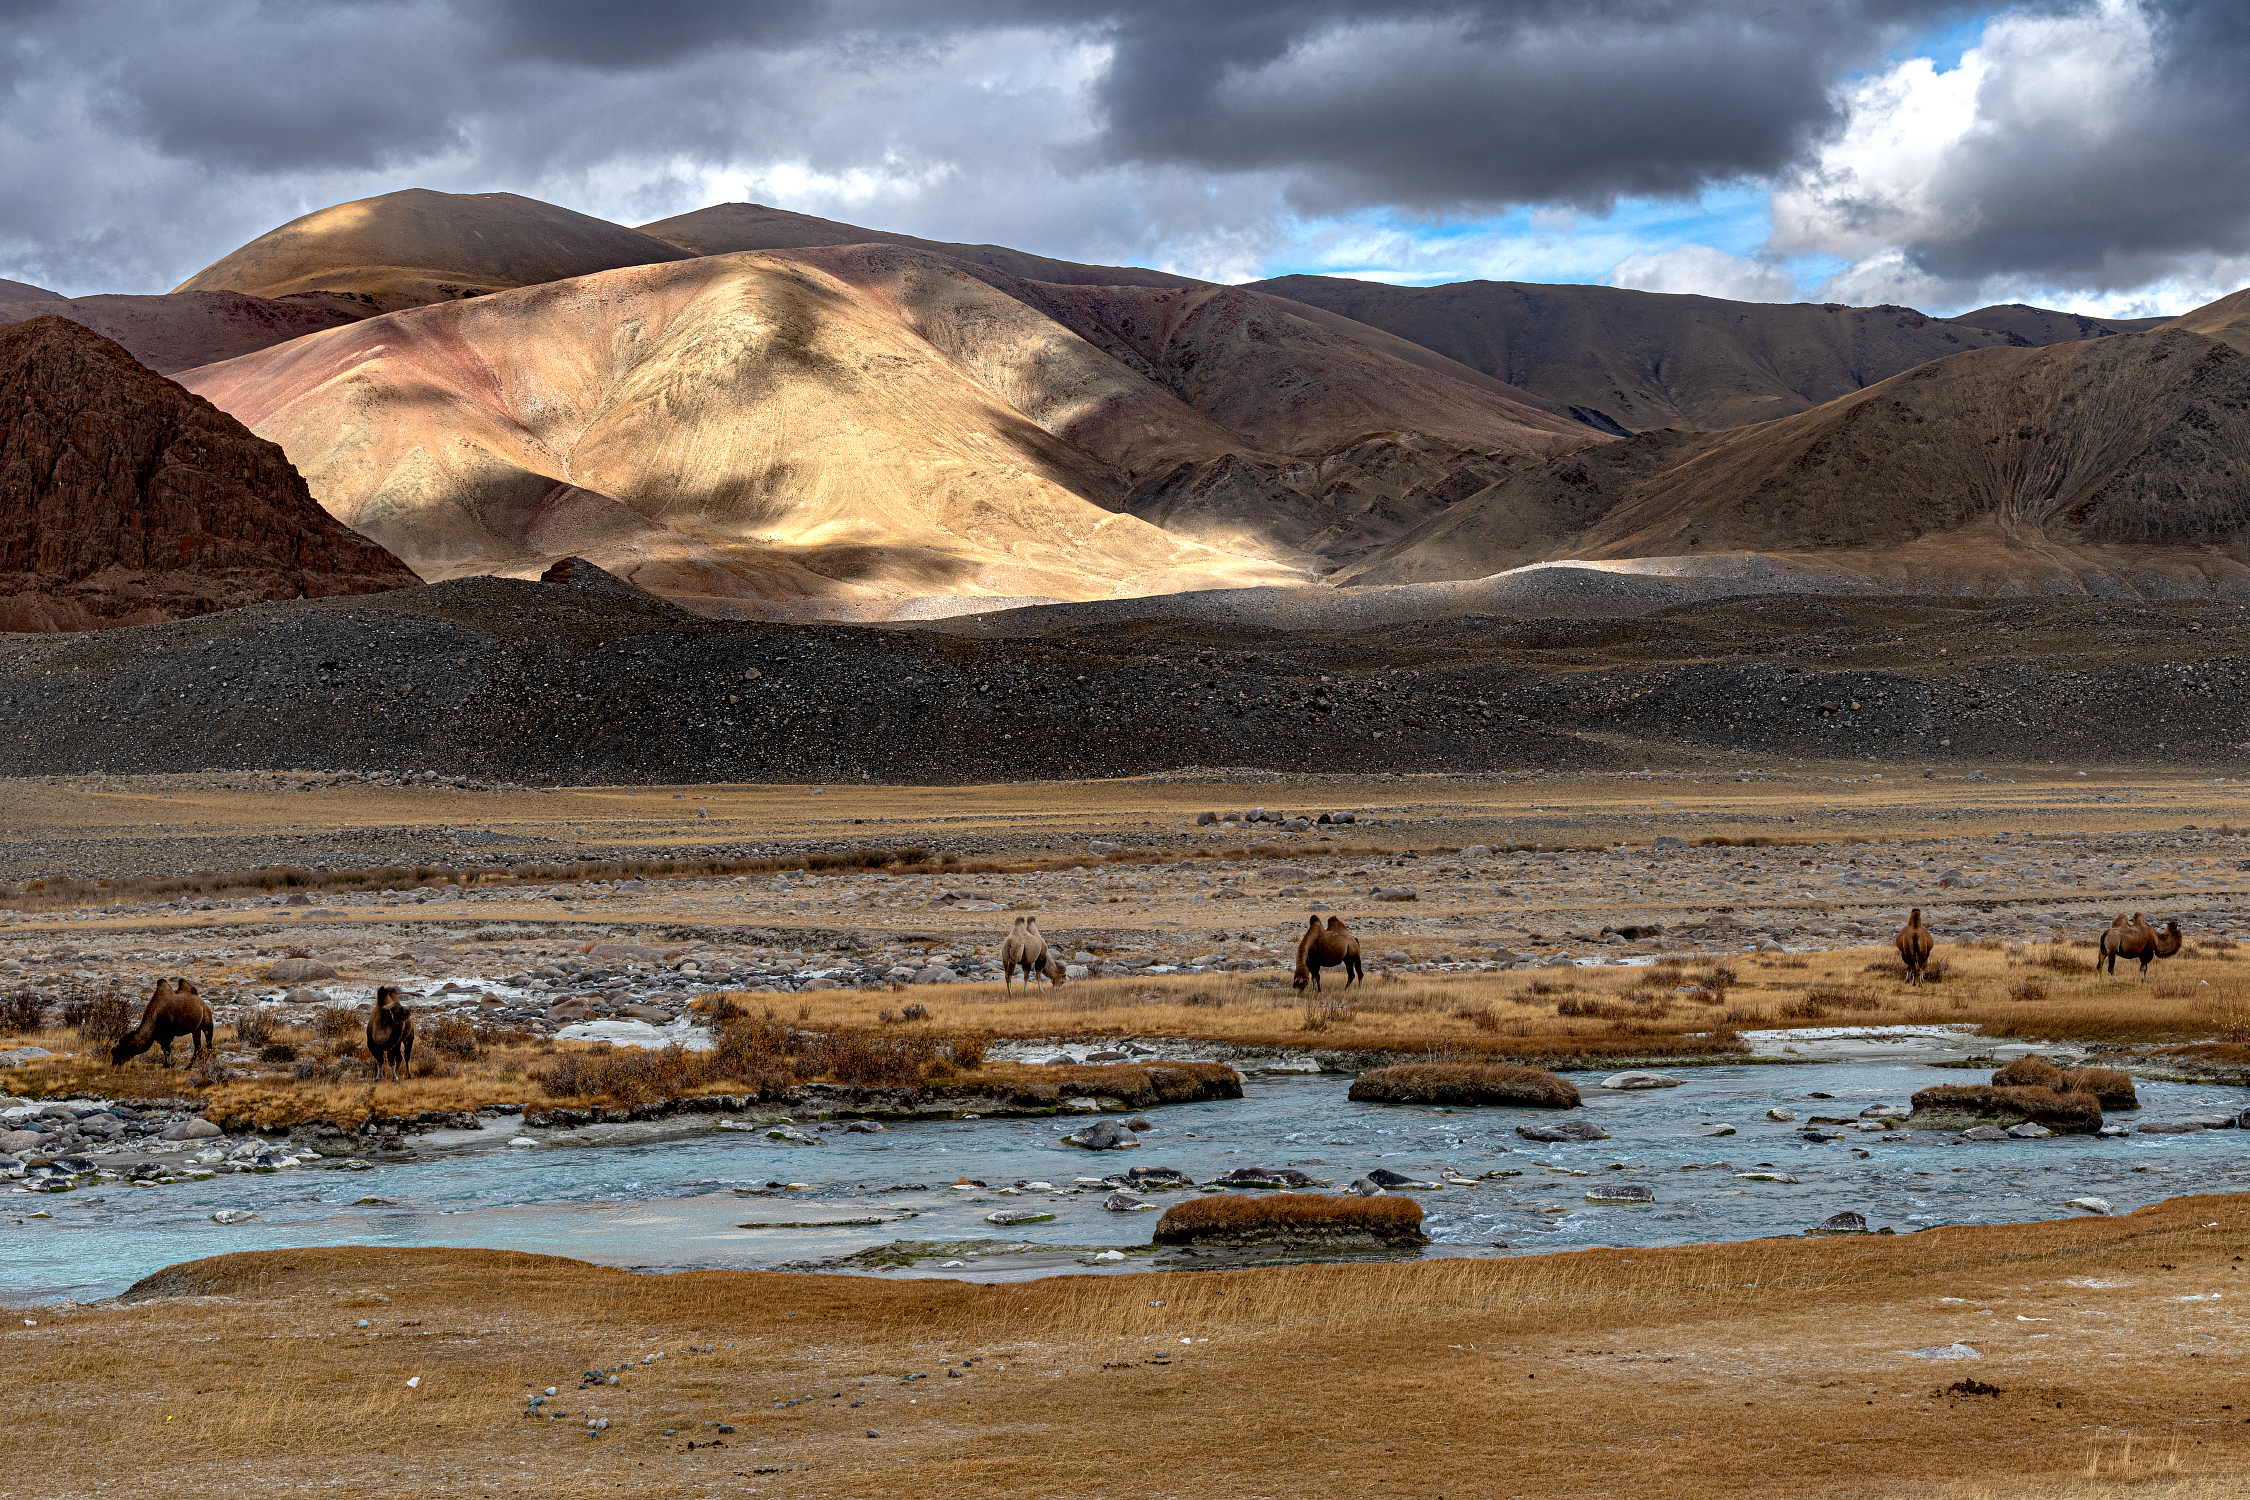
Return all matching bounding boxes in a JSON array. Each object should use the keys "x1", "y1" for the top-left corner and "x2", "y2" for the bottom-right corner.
[
  {"x1": 1084, "y1": 1, "x2": 1964, "y2": 212},
  {"x1": 0, "y1": 0, "x2": 2244, "y2": 303}
]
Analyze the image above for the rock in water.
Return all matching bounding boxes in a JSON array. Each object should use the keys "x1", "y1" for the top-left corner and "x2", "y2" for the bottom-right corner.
[
  {"x1": 1103, "y1": 1192, "x2": 1158, "y2": 1212},
  {"x1": 1064, "y1": 1119, "x2": 1136, "y2": 1151},
  {"x1": 1584, "y1": 1183, "x2": 1654, "y2": 1203},
  {"x1": 1811, "y1": 1211, "x2": 1869, "y2": 1234},
  {"x1": 0, "y1": 316, "x2": 419, "y2": 632},
  {"x1": 2064, "y1": 1196, "x2": 2113, "y2": 1215},
  {"x1": 1515, "y1": 1120, "x2": 1611, "y2": 1142},
  {"x1": 1365, "y1": 1168, "x2": 1442, "y2": 1189},
  {"x1": 1599, "y1": 1071, "x2": 1682, "y2": 1090}
]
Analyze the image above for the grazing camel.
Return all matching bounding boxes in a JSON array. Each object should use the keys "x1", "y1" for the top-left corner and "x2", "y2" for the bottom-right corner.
[
  {"x1": 1894, "y1": 909, "x2": 1934, "y2": 984},
  {"x1": 366, "y1": 985, "x2": 416, "y2": 1082},
  {"x1": 1293, "y1": 914, "x2": 1364, "y2": 994},
  {"x1": 1000, "y1": 915, "x2": 1065, "y2": 993},
  {"x1": 2100, "y1": 913, "x2": 2161, "y2": 979},
  {"x1": 110, "y1": 978, "x2": 214, "y2": 1068}
]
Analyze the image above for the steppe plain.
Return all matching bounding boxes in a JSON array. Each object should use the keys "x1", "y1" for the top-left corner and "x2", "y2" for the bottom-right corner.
[{"x1": 7, "y1": 766, "x2": 2250, "y2": 1498}]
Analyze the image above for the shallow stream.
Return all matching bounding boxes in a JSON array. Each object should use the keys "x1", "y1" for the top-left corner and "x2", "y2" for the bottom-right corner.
[{"x1": 11, "y1": 1033, "x2": 2250, "y2": 1303}]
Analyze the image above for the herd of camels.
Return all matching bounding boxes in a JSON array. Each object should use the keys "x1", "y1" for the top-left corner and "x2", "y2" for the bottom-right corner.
[{"x1": 97, "y1": 907, "x2": 2190, "y2": 1076}]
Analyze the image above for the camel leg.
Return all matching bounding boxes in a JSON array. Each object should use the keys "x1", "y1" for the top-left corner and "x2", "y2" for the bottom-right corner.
[{"x1": 158, "y1": 1038, "x2": 173, "y2": 1068}]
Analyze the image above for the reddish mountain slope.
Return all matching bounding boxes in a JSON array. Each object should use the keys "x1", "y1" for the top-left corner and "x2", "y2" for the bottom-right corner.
[
  {"x1": 0, "y1": 316, "x2": 420, "y2": 631},
  {"x1": 0, "y1": 290, "x2": 372, "y2": 374}
]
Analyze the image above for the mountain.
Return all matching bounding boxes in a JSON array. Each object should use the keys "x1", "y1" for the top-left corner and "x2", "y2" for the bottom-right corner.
[
  {"x1": 1343, "y1": 317, "x2": 2250, "y2": 596},
  {"x1": 2162, "y1": 287, "x2": 2250, "y2": 355},
  {"x1": 1242, "y1": 275, "x2": 2034, "y2": 431},
  {"x1": 0, "y1": 316, "x2": 420, "y2": 631},
  {"x1": 639, "y1": 201, "x2": 1204, "y2": 291},
  {"x1": 172, "y1": 188, "x2": 696, "y2": 312},
  {"x1": 1943, "y1": 303, "x2": 2169, "y2": 346},
  {"x1": 0, "y1": 277, "x2": 61, "y2": 303},
  {"x1": 176, "y1": 251, "x2": 1314, "y2": 616},
  {"x1": 0, "y1": 290, "x2": 373, "y2": 374}
]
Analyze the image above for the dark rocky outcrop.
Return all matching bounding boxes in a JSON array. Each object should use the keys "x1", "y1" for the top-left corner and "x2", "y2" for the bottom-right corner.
[
  {"x1": 0, "y1": 316, "x2": 420, "y2": 631},
  {"x1": 1349, "y1": 1062, "x2": 1580, "y2": 1108}
]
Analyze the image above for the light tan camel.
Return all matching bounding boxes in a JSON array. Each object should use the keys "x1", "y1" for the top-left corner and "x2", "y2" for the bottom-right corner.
[
  {"x1": 1001, "y1": 916, "x2": 1065, "y2": 993},
  {"x1": 111, "y1": 978, "x2": 213, "y2": 1067},
  {"x1": 1894, "y1": 909, "x2": 1934, "y2": 984},
  {"x1": 1293, "y1": 914, "x2": 1363, "y2": 993},
  {"x1": 366, "y1": 984, "x2": 416, "y2": 1081}
]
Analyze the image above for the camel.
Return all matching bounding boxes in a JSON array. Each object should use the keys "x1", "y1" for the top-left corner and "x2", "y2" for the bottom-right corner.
[
  {"x1": 1000, "y1": 915, "x2": 1065, "y2": 993},
  {"x1": 2100, "y1": 913, "x2": 2162, "y2": 979},
  {"x1": 1894, "y1": 909, "x2": 1934, "y2": 984},
  {"x1": 110, "y1": 978, "x2": 214, "y2": 1068},
  {"x1": 1293, "y1": 914, "x2": 1363, "y2": 994},
  {"x1": 366, "y1": 985, "x2": 416, "y2": 1081}
]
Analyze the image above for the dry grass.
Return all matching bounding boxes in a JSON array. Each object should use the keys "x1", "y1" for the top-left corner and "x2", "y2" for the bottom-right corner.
[
  {"x1": 1152, "y1": 1191, "x2": 1426, "y2": 1245},
  {"x1": 1346, "y1": 1061, "x2": 1580, "y2": 1107},
  {"x1": 9, "y1": 1193, "x2": 2246, "y2": 1499},
  {"x1": 1908, "y1": 1083, "x2": 2105, "y2": 1133}
]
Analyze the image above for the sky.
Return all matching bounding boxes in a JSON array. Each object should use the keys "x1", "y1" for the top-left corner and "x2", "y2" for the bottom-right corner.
[{"x1": 1, "y1": 0, "x2": 2245, "y2": 317}]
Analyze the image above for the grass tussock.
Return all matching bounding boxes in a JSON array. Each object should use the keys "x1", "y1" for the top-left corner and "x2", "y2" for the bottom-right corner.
[
  {"x1": 1347, "y1": 1062, "x2": 1580, "y2": 1108},
  {"x1": 1908, "y1": 1083, "x2": 2104, "y2": 1133},
  {"x1": 2059, "y1": 1066, "x2": 2139, "y2": 1110},
  {"x1": 1152, "y1": 1191, "x2": 1427, "y2": 1246}
]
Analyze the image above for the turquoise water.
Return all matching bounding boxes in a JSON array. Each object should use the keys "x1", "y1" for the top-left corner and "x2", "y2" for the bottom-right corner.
[{"x1": 10, "y1": 1064, "x2": 2249, "y2": 1303}]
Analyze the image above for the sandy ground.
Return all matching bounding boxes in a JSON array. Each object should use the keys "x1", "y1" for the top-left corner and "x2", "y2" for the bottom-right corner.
[{"x1": 5, "y1": 1195, "x2": 2245, "y2": 1500}]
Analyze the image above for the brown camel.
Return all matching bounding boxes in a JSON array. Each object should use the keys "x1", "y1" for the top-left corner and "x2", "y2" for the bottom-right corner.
[
  {"x1": 111, "y1": 978, "x2": 214, "y2": 1068},
  {"x1": 1000, "y1": 915, "x2": 1065, "y2": 993},
  {"x1": 2100, "y1": 913, "x2": 2161, "y2": 979},
  {"x1": 1894, "y1": 909, "x2": 1934, "y2": 984},
  {"x1": 1293, "y1": 914, "x2": 1364, "y2": 994},
  {"x1": 366, "y1": 985, "x2": 416, "y2": 1081}
]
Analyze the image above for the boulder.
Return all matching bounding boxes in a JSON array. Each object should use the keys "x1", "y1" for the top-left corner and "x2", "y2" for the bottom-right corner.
[
  {"x1": 765, "y1": 1126, "x2": 822, "y2": 1145},
  {"x1": 160, "y1": 1119, "x2": 222, "y2": 1141},
  {"x1": 1103, "y1": 1192, "x2": 1158, "y2": 1212},
  {"x1": 1584, "y1": 1183, "x2": 1654, "y2": 1204},
  {"x1": 1693, "y1": 1123, "x2": 1736, "y2": 1136},
  {"x1": 1766, "y1": 1108, "x2": 1795, "y2": 1121},
  {"x1": 1599, "y1": 1071, "x2": 1681, "y2": 1090},
  {"x1": 1734, "y1": 1171, "x2": 1799, "y2": 1183},
  {"x1": 2005, "y1": 1122, "x2": 2054, "y2": 1139},
  {"x1": 1364, "y1": 1168, "x2": 1441, "y2": 1189},
  {"x1": 984, "y1": 1208, "x2": 1055, "y2": 1225},
  {"x1": 2138, "y1": 1121, "x2": 2206, "y2": 1134},
  {"x1": 1811, "y1": 1211, "x2": 1869, "y2": 1234},
  {"x1": 2064, "y1": 1196, "x2": 2113, "y2": 1215},
  {"x1": 1515, "y1": 1120, "x2": 1610, "y2": 1143},
  {"x1": 843, "y1": 1120, "x2": 885, "y2": 1133},
  {"x1": 1345, "y1": 1177, "x2": 1386, "y2": 1197},
  {"x1": 1211, "y1": 1165, "x2": 1326, "y2": 1188},
  {"x1": 1960, "y1": 1125, "x2": 2011, "y2": 1142},
  {"x1": 0, "y1": 1128, "x2": 42, "y2": 1155},
  {"x1": 1063, "y1": 1120, "x2": 1136, "y2": 1151},
  {"x1": 1371, "y1": 887, "x2": 1419, "y2": 902},
  {"x1": 1126, "y1": 1165, "x2": 1193, "y2": 1187},
  {"x1": 267, "y1": 957, "x2": 336, "y2": 982}
]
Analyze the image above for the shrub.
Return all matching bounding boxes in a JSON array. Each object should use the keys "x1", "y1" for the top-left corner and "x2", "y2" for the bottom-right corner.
[
  {"x1": 0, "y1": 991, "x2": 47, "y2": 1035},
  {"x1": 313, "y1": 1004, "x2": 362, "y2": 1043},
  {"x1": 899, "y1": 1002, "x2": 930, "y2": 1022},
  {"x1": 2030, "y1": 947, "x2": 2095, "y2": 975},
  {"x1": 1556, "y1": 996, "x2": 1629, "y2": 1019},
  {"x1": 233, "y1": 1010, "x2": 279, "y2": 1047},
  {"x1": 1153, "y1": 1192, "x2": 1427, "y2": 1247},
  {"x1": 1777, "y1": 996, "x2": 1828, "y2": 1020},
  {"x1": 424, "y1": 1015, "x2": 479, "y2": 1059},
  {"x1": 1348, "y1": 1063, "x2": 1580, "y2": 1108},
  {"x1": 259, "y1": 1041, "x2": 298, "y2": 1063},
  {"x1": 65, "y1": 994, "x2": 130, "y2": 1044},
  {"x1": 2008, "y1": 978, "x2": 2049, "y2": 1003}
]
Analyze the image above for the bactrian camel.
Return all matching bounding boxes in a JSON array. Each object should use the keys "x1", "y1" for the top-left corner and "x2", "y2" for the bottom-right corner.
[
  {"x1": 110, "y1": 977, "x2": 214, "y2": 1068},
  {"x1": 1894, "y1": 909, "x2": 1934, "y2": 984},
  {"x1": 366, "y1": 984, "x2": 416, "y2": 1082},
  {"x1": 1294, "y1": 914, "x2": 1364, "y2": 994},
  {"x1": 1001, "y1": 915, "x2": 1066, "y2": 993}
]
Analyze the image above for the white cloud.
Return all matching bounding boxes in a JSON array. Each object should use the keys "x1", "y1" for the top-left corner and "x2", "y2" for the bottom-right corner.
[{"x1": 1607, "y1": 245, "x2": 1799, "y2": 303}]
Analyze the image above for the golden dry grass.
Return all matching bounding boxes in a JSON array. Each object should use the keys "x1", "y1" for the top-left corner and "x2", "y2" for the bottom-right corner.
[
  {"x1": 1151, "y1": 1190, "x2": 1425, "y2": 1244},
  {"x1": 1346, "y1": 1060, "x2": 1581, "y2": 1106},
  {"x1": 9, "y1": 1193, "x2": 2247, "y2": 1498}
]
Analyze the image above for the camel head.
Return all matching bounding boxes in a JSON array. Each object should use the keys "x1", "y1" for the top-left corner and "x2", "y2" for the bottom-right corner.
[
  {"x1": 374, "y1": 984, "x2": 402, "y2": 1012},
  {"x1": 1908, "y1": 908, "x2": 1922, "y2": 926}
]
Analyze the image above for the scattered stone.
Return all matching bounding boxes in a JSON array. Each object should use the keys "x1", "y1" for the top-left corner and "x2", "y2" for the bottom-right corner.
[
  {"x1": 160, "y1": 1119, "x2": 222, "y2": 1141},
  {"x1": 1599, "y1": 1071, "x2": 1681, "y2": 1090},
  {"x1": 1515, "y1": 1121, "x2": 1610, "y2": 1142}
]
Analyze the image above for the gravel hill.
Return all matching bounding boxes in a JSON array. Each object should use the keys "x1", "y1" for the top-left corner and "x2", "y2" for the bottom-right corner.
[{"x1": 0, "y1": 578, "x2": 2246, "y2": 781}]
